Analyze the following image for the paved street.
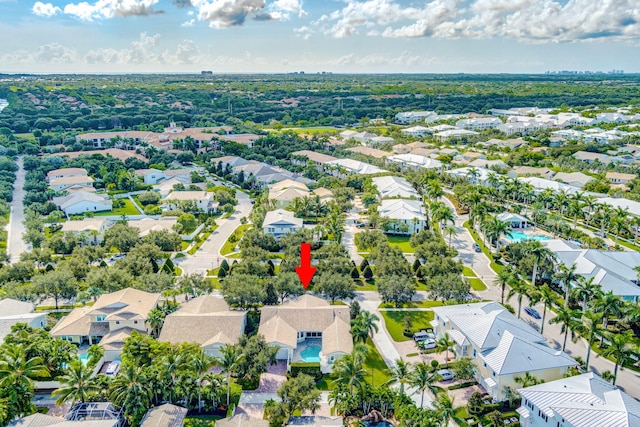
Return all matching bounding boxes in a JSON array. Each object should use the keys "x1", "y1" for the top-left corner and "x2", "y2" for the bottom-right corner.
[
  {"x1": 443, "y1": 197, "x2": 640, "y2": 399},
  {"x1": 7, "y1": 156, "x2": 27, "y2": 263},
  {"x1": 175, "y1": 190, "x2": 253, "y2": 275}
]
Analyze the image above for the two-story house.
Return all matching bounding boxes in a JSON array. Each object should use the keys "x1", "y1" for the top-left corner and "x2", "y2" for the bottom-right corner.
[
  {"x1": 51, "y1": 288, "x2": 161, "y2": 361},
  {"x1": 164, "y1": 191, "x2": 216, "y2": 213},
  {"x1": 262, "y1": 209, "x2": 303, "y2": 240},
  {"x1": 431, "y1": 302, "x2": 576, "y2": 402}
]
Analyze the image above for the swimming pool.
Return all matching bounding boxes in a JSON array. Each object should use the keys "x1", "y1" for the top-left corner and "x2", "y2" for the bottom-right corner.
[
  {"x1": 508, "y1": 231, "x2": 551, "y2": 242},
  {"x1": 300, "y1": 345, "x2": 321, "y2": 363},
  {"x1": 78, "y1": 353, "x2": 90, "y2": 365}
]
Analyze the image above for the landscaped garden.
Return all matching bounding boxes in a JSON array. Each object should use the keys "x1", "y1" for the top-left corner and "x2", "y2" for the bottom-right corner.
[{"x1": 380, "y1": 310, "x2": 435, "y2": 342}]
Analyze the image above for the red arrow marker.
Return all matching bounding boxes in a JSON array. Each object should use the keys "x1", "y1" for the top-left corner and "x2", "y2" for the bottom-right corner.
[{"x1": 295, "y1": 242, "x2": 316, "y2": 289}]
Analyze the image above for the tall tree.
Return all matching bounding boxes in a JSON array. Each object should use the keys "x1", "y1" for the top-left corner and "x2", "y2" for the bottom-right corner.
[{"x1": 51, "y1": 359, "x2": 101, "y2": 405}]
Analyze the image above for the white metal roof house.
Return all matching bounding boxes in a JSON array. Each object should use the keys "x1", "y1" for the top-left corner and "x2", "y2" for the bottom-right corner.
[
  {"x1": 497, "y1": 212, "x2": 530, "y2": 229},
  {"x1": 446, "y1": 167, "x2": 497, "y2": 185},
  {"x1": 371, "y1": 176, "x2": 420, "y2": 200},
  {"x1": 387, "y1": 153, "x2": 442, "y2": 171},
  {"x1": 543, "y1": 239, "x2": 640, "y2": 302},
  {"x1": 432, "y1": 302, "x2": 576, "y2": 401},
  {"x1": 377, "y1": 199, "x2": 427, "y2": 235},
  {"x1": 517, "y1": 373, "x2": 640, "y2": 427},
  {"x1": 0, "y1": 299, "x2": 46, "y2": 344},
  {"x1": 262, "y1": 209, "x2": 303, "y2": 240}
]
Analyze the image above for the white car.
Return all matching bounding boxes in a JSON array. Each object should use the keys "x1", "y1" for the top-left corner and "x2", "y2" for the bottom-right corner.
[
  {"x1": 419, "y1": 338, "x2": 437, "y2": 350},
  {"x1": 438, "y1": 369, "x2": 456, "y2": 381}
]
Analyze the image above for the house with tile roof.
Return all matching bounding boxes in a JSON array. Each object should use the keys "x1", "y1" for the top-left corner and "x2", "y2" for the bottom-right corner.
[
  {"x1": 432, "y1": 302, "x2": 576, "y2": 401},
  {"x1": 139, "y1": 404, "x2": 187, "y2": 427},
  {"x1": 517, "y1": 373, "x2": 640, "y2": 427},
  {"x1": 217, "y1": 414, "x2": 269, "y2": 427},
  {"x1": 60, "y1": 218, "x2": 114, "y2": 245},
  {"x1": 159, "y1": 295, "x2": 246, "y2": 357},
  {"x1": 53, "y1": 192, "x2": 113, "y2": 216},
  {"x1": 164, "y1": 191, "x2": 216, "y2": 212},
  {"x1": 50, "y1": 288, "x2": 160, "y2": 361},
  {"x1": 50, "y1": 175, "x2": 94, "y2": 192},
  {"x1": 47, "y1": 168, "x2": 89, "y2": 181},
  {"x1": 258, "y1": 295, "x2": 353, "y2": 373},
  {"x1": 268, "y1": 179, "x2": 310, "y2": 209}
]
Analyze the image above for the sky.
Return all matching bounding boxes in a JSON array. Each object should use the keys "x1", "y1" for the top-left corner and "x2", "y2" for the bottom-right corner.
[{"x1": 0, "y1": 0, "x2": 639, "y2": 74}]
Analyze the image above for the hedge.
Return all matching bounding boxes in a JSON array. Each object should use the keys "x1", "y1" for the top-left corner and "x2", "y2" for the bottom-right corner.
[{"x1": 289, "y1": 362, "x2": 322, "y2": 381}]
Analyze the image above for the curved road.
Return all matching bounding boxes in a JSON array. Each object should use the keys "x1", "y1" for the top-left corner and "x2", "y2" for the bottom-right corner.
[
  {"x1": 7, "y1": 156, "x2": 27, "y2": 263},
  {"x1": 176, "y1": 190, "x2": 253, "y2": 275}
]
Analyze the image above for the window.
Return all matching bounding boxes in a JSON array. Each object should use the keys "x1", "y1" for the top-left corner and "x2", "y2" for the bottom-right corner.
[
  {"x1": 134, "y1": 320, "x2": 138, "y2": 324},
  {"x1": 116, "y1": 321, "x2": 120, "y2": 324},
  {"x1": 473, "y1": 349, "x2": 477, "y2": 357},
  {"x1": 96, "y1": 315, "x2": 106, "y2": 321}
]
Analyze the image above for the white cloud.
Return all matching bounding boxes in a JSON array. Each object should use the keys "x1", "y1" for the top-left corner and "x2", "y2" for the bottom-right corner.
[
  {"x1": 63, "y1": 0, "x2": 161, "y2": 21},
  {"x1": 32, "y1": 1, "x2": 61, "y2": 17},
  {"x1": 318, "y1": 0, "x2": 640, "y2": 42},
  {"x1": 190, "y1": 0, "x2": 305, "y2": 28},
  {"x1": 192, "y1": 0, "x2": 265, "y2": 28},
  {"x1": 181, "y1": 18, "x2": 195, "y2": 26}
]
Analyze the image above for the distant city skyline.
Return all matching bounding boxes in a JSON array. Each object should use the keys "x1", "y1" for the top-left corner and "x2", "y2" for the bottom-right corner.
[{"x1": 1, "y1": 0, "x2": 639, "y2": 74}]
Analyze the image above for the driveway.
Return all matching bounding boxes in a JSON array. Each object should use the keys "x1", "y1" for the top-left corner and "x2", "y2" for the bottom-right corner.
[
  {"x1": 7, "y1": 156, "x2": 27, "y2": 263},
  {"x1": 176, "y1": 190, "x2": 252, "y2": 275}
]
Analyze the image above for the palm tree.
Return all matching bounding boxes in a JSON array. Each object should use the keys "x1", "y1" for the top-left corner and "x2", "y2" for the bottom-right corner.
[
  {"x1": 109, "y1": 364, "x2": 152, "y2": 425},
  {"x1": 0, "y1": 344, "x2": 50, "y2": 417},
  {"x1": 555, "y1": 263, "x2": 579, "y2": 308},
  {"x1": 514, "y1": 372, "x2": 543, "y2": 388},
  {"x1": 333, "y1": 347, "x2": 368, "y2": 392},
  {"x1": 602, "y1": 330, "x2": 636, "y2": 385},
  {"x1": 571, "y1": 276, "x2": 601, "y2": 310},
  {"x1": 610, "y1": 207, "x2": 629, "y2": 247},
  {"x1": 523, "y1": 241, "x2": 555, "y2": 288},
  {"x1": 436, "y1": 333, "x2": 455, "y2": 367},
  {"x1": 530, "y1": 284, "x2": 556, "y2": 334},
  {"x1": 146, "y1": 306, "x2": 165, "y2": 338},
  {"x1": 481, "y1": 216, "x2": 511, "y2": 248},
  {"x1": 51, "y1": 359, "x2": 101, "y2": 405},
  {"x1": 581, "y1": 311, "x2": 605, "y2": 370},
  {"x1": 507, "y1": 278, "x2": 530, "y2": 319},
  {"x1": 545, "y1": 212, "x2": 565, "y2": 237},
  {"x1": 592, "y1": 291, "x2": 626, "y2": 330},
  {"x1": 444, "y1": 224, "x2": 458, "y2": 246},
  {"x1": 386, "y1": 359, "x2": 411, "y2": 396},
  {"x1": 218, "y1": 344, "x2": 242, "y2": 406},
  {"x1": 493, "y1": 267, "x2": 515, "y2": 304},
  {"x1": 352, "y1": 311, "x2": 379, "y2": 342},
  {"x1": 433, "y1": 393, "x2": 464, "y2": 426},
  {"x1": 192, "y1": 349, "x2": 215, "y2": 411},
  {"x1": 550, "y1": 306, "x2": 582, "y2": 352},
  {"x1": 408, "y1": 362, "x2": 442, "y2": 407}
]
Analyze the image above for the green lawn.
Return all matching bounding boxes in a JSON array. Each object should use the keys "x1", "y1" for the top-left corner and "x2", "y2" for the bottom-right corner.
[
  {"x1": 387, "y1": 235, "x2": 414, "y2": 253},
  {"x1": 221, "y1": 224, "x2": 252, "y2": 255},
  {"x1": 379, "y1": 300, "x2": 444, "y2": 309},
  {"x1": 462, "y1": 266, "x2": 477, "y2": 277},
  {"x1": 380, "y1": 310, "x2": 434, "y2": 342},
  {"x1": 363, "y1": 338, "x2": 391, "y2": 386},
  {"x1": 95, "y1": 199, "x2": 140, "y2": 217},
  {"x1": 468, "y1": 278, "x2": 487, "y2": 291}
]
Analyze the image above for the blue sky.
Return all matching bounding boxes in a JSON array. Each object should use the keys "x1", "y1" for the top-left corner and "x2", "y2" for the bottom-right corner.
[{"x1": 0, "y1": 0, "x2": 639, "y2": 73}]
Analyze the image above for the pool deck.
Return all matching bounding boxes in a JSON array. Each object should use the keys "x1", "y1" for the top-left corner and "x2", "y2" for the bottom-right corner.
[{"x1": 292, "y1": 338, "x2": 322, "y2": 363}]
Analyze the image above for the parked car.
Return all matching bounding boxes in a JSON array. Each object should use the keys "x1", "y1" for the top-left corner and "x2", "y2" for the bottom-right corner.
[
  {"x1": 418, "y1": 338, "x2": 437, "y2": 350},
  {"x1": 473, "y1": 243, "x2": 482, "y2": 252},
  {"x1": 413, "y1": 330, "x2": 435, "y2": 342},
  {"x1": 438, "y1": 369, "x2": 456, "y2": 381},
  {"x1": 356, "y1": 222, "x2": 366, "y2": 228},
  {"x1": 105, "y1": 361, "x2": 120, "y2": 376},
  {"x1": 109, "y1": 254, "x2": 126, "y2": 262},
  {"x1": 524, "y1": 306, "x2": 542, "y2": 320}
]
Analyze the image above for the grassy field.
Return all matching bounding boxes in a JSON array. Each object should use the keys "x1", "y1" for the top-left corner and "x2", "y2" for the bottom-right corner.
[
  {"x1": 387, "y1": 235, "x2": 414, "y2": 252},
  {"x1": 220, "y1": 224, "x2": 252, "y2": 255},
  {"x1": 468, "y1": 278, "x2": 487, "y2": 291},
  {"x1": 379, "y1": 300, "x2": 444, "y2": 309},
  {"x1": 95, "y1": 199, "x2": 139, "y2": 217},
  {"x1": 380, "y1": 310, "x2": 434, "y2": 342},
  {"x1": 363, "y1": 338, "x2": 391, "y2": 386}
]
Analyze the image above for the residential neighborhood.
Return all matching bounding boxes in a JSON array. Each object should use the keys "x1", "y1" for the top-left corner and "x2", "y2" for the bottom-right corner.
[{"x1": 3, "y1": 75, "x2": 640, "y2": 427}]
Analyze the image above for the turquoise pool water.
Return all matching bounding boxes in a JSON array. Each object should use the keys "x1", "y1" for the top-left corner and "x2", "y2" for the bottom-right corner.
[
  {"x1": 300, "y1": 345, "x2": 321, "y2": 362},
  {"x1": 78, "y1": 353, "x2": 90, "y2": 365},
  {"x1": 508, "y1": 231, "x2": 551, "y2": 242}
]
